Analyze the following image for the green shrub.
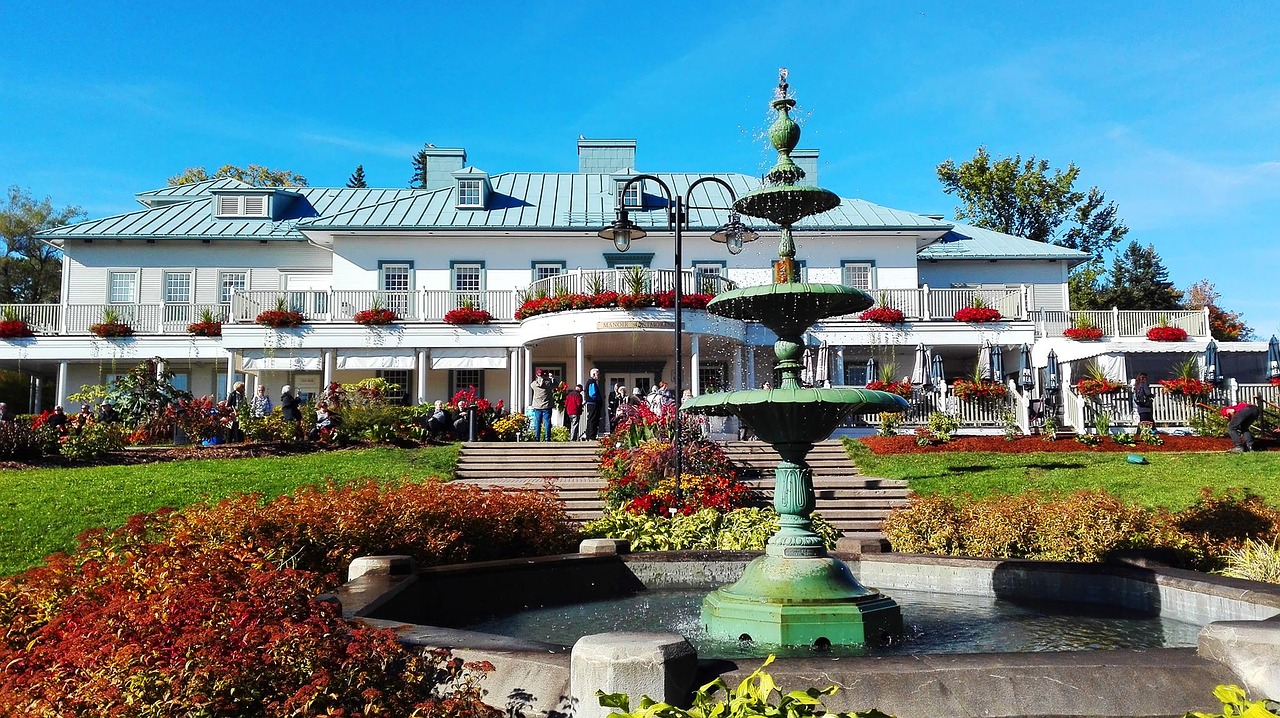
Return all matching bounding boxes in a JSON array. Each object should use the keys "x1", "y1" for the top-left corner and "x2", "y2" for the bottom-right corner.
[
  {"x1": 241, "y1": 408, "x2": 297, "y2": 442},
  {"x1": 1218, "y1": 539, "x2": 1280, "y2": 583},
  {"x1": 876, "y1": 412, "x2": 900, "y2": 437},
  {"x1": 583, "y1": 507, "x2": 841, "y2": 552},
  {"x1": 0, "y1": 420, "x2": 46, "y2": 461},
  {"x1": 881, "y1": 495, "x2": 964, "y2": 555},
  {"x1": 1190, "y1": 408, "x2": 1229, "y2": 438},
  {"x1": 1113, "y1": 431, "x2": 1138, "y2": 446},
  {"x1": 1185, "y1": 685, "x2": 1279, "y2": 717},
  {"x1": 1000, "y1": 410, "x2": 1020, "y2": 441},
  {"x1": 59, "y1": 422, "x2": 127, "y2": 461},
  {"x1": 599, "y1": 655, "x2": 893, "y2": 718}
]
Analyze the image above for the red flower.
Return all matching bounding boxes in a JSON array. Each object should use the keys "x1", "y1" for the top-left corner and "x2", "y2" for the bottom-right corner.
[
  {"x1": 859, "y1": 306, "x2": 906, "y2": 323},
  {"x1": 1147, "y1": 326, "x2": 1188, "y2": 342},
  {"x1": 1063, "y1": 326, "x2": 1104, "y2": 341},
  {"x1": 186, "y1": 320, "x2": 222, "y2": 336},
  {"x1": 1075, "y1": 378, "x2": 1124, "y2": 396},
  {"x1": 88, "y1": 321, "x2": 134, "y2": 338},
  {"x1": 443, "y1": 306, "x2": 492, "y2": 325},
  {"x1": 255, "y1": 309, "x2": 305, "y2": 328},
  {"x1": 953, "y1": 306, "x2": 1003, "y2": 323},
  {"x1": 866, "y1": 379, "x2": 914, "y2": 398},
  {"x1": 952, "y1": 378, "x2": 1007, "y2": 400},
  {"x1": 1159, "y1": 377, "x2": 1212, "y2": 396},
  {"x1": 353, "y1": 307, "x2": 398, "y2": 325},
  {"x1": 0, "y1": 319, "x2": 34, "y2": 338}
]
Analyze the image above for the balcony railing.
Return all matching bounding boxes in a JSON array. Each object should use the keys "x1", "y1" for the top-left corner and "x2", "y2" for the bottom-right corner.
[
  {"x1": 1030, "y1": 308, "x2": 1210, "y2": 339},
  {"x1": 830, "y1": 286, "x2": 1028, "y2": 321},
  {"x1": 525, "y1": 268, "x2": 738, "y2": 298}
]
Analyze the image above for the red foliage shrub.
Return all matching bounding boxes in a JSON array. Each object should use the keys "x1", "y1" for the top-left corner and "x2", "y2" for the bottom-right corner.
[
  {"x1": 1160, "y1": 377, "x2": 1213, "y2": 396},
  {"x1": 1063, "y1": 326, "x2": 1104, "y2": 341},
  {"x1": 515, "y1": 290, "x2": 714, "y2": 320},
  {"x1": 951, "y1": 378, "x2": 1007, "y2": 400},
  {"x1": 443, "y1": 306, "x2": 492, "y2": 325},
  {"x1": 953, "y1": 306, "x2": 1002, "y2": 323},
  {"x1": 866, "y1": 379, "x2": 914, "y2": 398},
  {"x1": 0, "y1": 319, "x2": 34, "y2": 339},
  {"x1": 186, "y1": 319, "x2": 222, "y2": 336},
  {"x1": 1076, "y1": 378, "x2": 1125, "y2": 396},
  {"x1": 859, "y1": 306, "x2": 906, "y2": 323},
  {"x1": 1147, "y1": 325, "x2": 1189, "y2": 342},
  {"x1": 353, "y1": 307, "x2": 398, "y2": 325},
  {"x1": 254, "y1": 309, "x2": 304, "y2": 328},
  {"x1": 88, "y1": 321, "x2": 133, "y2": 338}
]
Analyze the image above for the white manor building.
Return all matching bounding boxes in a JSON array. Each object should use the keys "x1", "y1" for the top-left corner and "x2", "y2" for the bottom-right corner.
[{"x1": 3, "y1": 139, "x2": 1274, "y2": 432}]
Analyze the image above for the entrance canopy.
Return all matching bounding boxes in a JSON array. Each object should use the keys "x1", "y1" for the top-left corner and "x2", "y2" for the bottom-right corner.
[
  {"x1": 241, "y1": 351, "x2": 322, "y2": 371},
  {"x1": 337, "y1": 350, "x2": 416, "y2": 370}
]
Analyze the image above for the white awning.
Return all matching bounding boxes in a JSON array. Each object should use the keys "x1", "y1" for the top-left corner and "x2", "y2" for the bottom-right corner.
[
  {"x1": 430, "y1": 348, "x2": 508, "y2": 370},
  {"x1": 337, "y1": 351, "x2": 416, "y2": 370},
  {"x1": 1032, "y1": 339, "x2": 1208, "y2": 367},
  {"x1": 241, "y1": 352, "x2": 323, "y2": 371}
]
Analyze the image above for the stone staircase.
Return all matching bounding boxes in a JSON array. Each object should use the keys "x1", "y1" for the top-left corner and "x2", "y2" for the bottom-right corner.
[{"x1": 451, "y1": 439, "x2": 910, "y2": 537}]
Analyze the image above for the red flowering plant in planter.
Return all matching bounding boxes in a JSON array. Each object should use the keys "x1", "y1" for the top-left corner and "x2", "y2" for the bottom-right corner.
[
  {"x1": 953, "y1": 297, "x2": 1002, "y2": 323},
  {"x1": 254, "y1": 297, "x2": 304, "y2": 328},
  {"x1": 1271, "y1": 376, "x2": 1280, "y2": 386},
  {"x1": 951, "y1": 377, "x2": 1008, "y2": 401},
  {"x1": 0, "y1": 308, "x2": 33, "y2": 339},
  {"x1": 865, "y1": 380, "x2": 914, "y2": 398},
  {"x1": 1159, "y1": 357, "x2": 1213, "y2": 397},
  {"x1": 88, "y1": 307, "x2": 134, "y2": 338},
  {"x1": 1063, "y1": 315, "x2": 1103, "y2": 341},
  {"x1": 1074, "y1": 361, "x2": 1125, "y2": 396},
  {"x1": 185, "y1": 307, "x2": 222, "y2": 337},
  {"x1": 1147, "y1": 322, "x2": 1189, "y2": 342},
  {"x1": 859, "y1": 305, "x2": 906, "y2": 324},
  {"x1": 443, "y1": 303, "x2": 493, "y2": 325},
  {"x1": 353, "y1": 301, "x2": 398, "y2": 326}
]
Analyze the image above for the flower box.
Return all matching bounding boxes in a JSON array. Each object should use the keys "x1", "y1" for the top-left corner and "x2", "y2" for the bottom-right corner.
[
  {"x1": 951, "y1": 378, "x2": 1007, "y2": 400},
  {"x1": 1271, "y1": 377, "x2": 1280, "y2": 387},
  {"x1": 1159, "y1": 377, "x2": 1212, "y2": 396},
  {"x1": 89, "y1": 321, "x2": 134, "y2": 338},
  {"x1": 353, "y1": 307, "x2": 398, "y2": 326},
  {"x1": 186, "y1": 320, "x2": 222, "y2": 337},
  {"x1": 859, "y1": 306, "x2": 906, "y2": 324},
  {"x1": 1063, "y1": 326, "x2": 1104, "y2": 341},
  {"x1": 1075, "y1": 378, "x2": 1124, "y2": 396},
  {"x1": 0, "y1": 319, "x2": 34, "y2": 339},
  {"x1": 254, "y1": 309, "x2": 305, "y2": 328},
  {"x1": 953, "y1": 306, "x2": 1003, "y2": 323},
  {"x1": 866, "y1": 379, "x2": 914, "y2": 398},
  {"x1": 443, "y1": 306, "x2": 492, "y2": 325},
  {"x1": 1147, "y1": 326, "x2": 1188, "y2": 342}
]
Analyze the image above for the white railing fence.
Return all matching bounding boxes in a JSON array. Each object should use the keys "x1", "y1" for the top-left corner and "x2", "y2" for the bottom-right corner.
[
  {"x1": 0, "y1": 304, "x2": 61, "y2": 334},
  {"x1": 524, "y1": 268, "x2": 737, "y2": 300},
  {"x1": 1031, "y1": 308, "x2": 1210, "y2": 338},
  {"x1": 926, "y1": 287, "x2": 1026, "y2": 321}
]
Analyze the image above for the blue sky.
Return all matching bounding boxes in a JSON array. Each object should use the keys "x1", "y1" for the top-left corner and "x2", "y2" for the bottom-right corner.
[{"x1": 2, "y1": 1, "x2": 1277, "y2": 337}]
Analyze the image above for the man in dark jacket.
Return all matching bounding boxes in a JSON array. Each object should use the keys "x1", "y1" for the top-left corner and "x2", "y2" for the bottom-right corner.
[
  {"x1": 1132, "y1": 373, "x2": 1154, "y2": 426},
  {"x1": 1221, "y1": 398, "x2": 1262, "y2": 453},
  {"x1": 583, "y1": 368, "x2": 602, "y2": 439}
]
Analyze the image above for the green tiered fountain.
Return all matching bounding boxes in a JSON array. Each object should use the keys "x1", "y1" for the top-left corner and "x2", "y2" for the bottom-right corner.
[{"x1": 684, "y1": 70, "x2": 910, "y2": 647}]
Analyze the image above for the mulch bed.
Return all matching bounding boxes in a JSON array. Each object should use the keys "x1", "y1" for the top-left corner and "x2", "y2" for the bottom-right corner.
[{"x1": 858, "y1": 434, "x2": 1270, "y2": 455}]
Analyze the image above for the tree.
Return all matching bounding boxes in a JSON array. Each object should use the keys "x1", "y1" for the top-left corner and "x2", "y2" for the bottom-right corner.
[
  {"x1": 1184, "y1": 279, "x2": 1253, "y2": 341},
  {"x1": 410, "y1": 147, "x2": 430, "y2": 188},
  {"x1": 937, "y1": 147, "x2": 1129, "y2": 260},
  {"x1": 0, "y1": 186, "x2": 85, "y2": 303},
  {"x1": 167, "y1": 164, "x2": 307, "y2": 187},
  {"x1": 1100, "y1": 241, "x2": 1182, "y2": 310},
  {"x1": 347, "y1": 165, "x2": 368, "y2": 188}
]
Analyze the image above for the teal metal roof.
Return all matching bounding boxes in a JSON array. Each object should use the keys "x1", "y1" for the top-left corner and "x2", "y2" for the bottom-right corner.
[
  {"x1": 134, "y1": 178, "x2": 254, "y2": 206},
  {"x1": 918, "y1": 223, "x2": 1090, "y2": 265},
  {"x1": 301, "y1": 172, "x2": 954, "y2": 233},
  {"x1": 44, "y1": 188, "x2": 427, "y2": 241}
]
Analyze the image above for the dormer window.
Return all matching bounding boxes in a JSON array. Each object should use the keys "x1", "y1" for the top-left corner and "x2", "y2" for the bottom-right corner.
[
  {"x1": 615, "y1": 180, "x2": 642, "y2": 209},
  {"x1": 215, "y1": 193, "x2": 269, "y2": 218},
  {"x1": 457, "y1": 180, "x2": 483, "y2": 208}
]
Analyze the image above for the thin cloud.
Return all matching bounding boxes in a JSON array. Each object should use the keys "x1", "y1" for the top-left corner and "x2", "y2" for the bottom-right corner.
[{"x1": 299, "y1": 132, "x2": 418, "y2": 159}]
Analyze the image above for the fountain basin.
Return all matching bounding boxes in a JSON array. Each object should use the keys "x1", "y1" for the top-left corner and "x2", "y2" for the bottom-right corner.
[
  {"x1": 684, "y1": 386, "x2": 908, "y2": 445},
  {"x1": 734, "y1": 185, "x2": 841, "y2": 228},
  {"x1": 706, "y1": 282, "x2": 873, "y2": 337}
]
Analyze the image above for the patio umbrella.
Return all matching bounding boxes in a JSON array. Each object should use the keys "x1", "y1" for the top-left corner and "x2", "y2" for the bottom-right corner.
[
  {"x1": 801, "y1": 346, "x2": 815, "y2": 386},
  {"x1": 865, "y1": 356, "x2": 879, "y2": 386},
  {"x1": 910, "y1": 343, "x2": 929, "y2": 386},
  {"x1": 1045, "y1": 349, "x2": 1062, "y2": 392},
  {"x1": 990, "y1": 343, "x2": 1005, "y2": 382},
  {"x1": 1019, "y1": 343, "x2": 1035, "y2": 391},
  {"x1": 1203, "y1": 339, "x2": 1221, "y2": 384},
  {"x1": 977, "y1": 341, "x2": 992, "y2": 381},
  {"x1": 815, "y1": 342, "x2": 830, "y2": 388},
  {"x1": 931, "y1": 352, "x2": 946, "y2": 390},
  {"x1": 1268, "y1": 335, "x2": 1280, "y2": 380}
]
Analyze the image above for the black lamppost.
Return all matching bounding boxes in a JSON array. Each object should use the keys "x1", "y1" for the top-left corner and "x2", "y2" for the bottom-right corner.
[{"x1": 599, "y1": 175, "x2": 757, "y2": 508}]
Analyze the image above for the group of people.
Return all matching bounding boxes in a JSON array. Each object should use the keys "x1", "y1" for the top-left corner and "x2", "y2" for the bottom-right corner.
[{"x1": 529, "y1": 368, "x2": 609, "y2": 441}]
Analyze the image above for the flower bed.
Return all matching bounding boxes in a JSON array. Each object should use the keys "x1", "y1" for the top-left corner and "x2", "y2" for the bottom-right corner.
[
  {"x1": 185, "y1": 319, "x2": 222, "y2": 336},
  {"x1": 88, "y1": 321, "x2": 133, "y2": 338},
  {"x1": 1160, "y1": 377, "x2": 1213, "y2": 396},
  {"x1": 0, "y1": 319, "x2": 34, "y2": 339},
  {"x1": 953, "y1": 306, "x2": 1002, "y2": 323},
  {"x1": 1063, "y1": 326, "x2": 1104, "y2": 341},
  {"x1": 354, "y1": 307, "x2": 398, "y2": 325},
  {"x1": 515, "y1": 290, "x2": 713, "y2": 321},
  {"x1": 859, "y1": 306, "x2": 906, "y2": 324},
  {"x1": 951, "y1": 378, "x2": 1007, "y2": 400},
  {"x1": 255, "y1": 309, "x2": 304, "y2": 328},
  {"x1": 865, "y1": 379, "x2": 914, "y2": 398},
  {"x1": 1147, "y1": 325, "x2": 1189, "y2": 342},
  {"x1": 861, "y1": 434, "x2": 1234, "y2": 455},
  {"x1": 1076, "y1": 378, "x2": 1125, "y2": 396}
]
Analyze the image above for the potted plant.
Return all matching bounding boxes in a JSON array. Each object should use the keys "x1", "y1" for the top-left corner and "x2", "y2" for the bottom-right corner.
[
  {"x1": 1146, "y1": 317, "x2": 1188, "y2": 342},
  {"x1": 1063, "y1": 315, "x2": 1104, "y2": 341},
  {"x1": 255, "y1": 296, "x2": 305, "y2": 328},
  {"x1": 0, "y1": 307, "x2": 34, "y2": 339},
  {"x1": 89, "y1": 307, "x2": 134, "y2": 338},
  {"x1": 953, "y1": 296, "x2": 1002, "y2": 323},
  {"x1": 1159, "y1": 357, "x2": 1213, "y2": 397},
  {"x1": 353, "y1": 300, "x2": 398, "y2": 326},
  {"x1": 864, "y1": 359, "x2": 914, "y2": 398},
  {"x1": 443, "y1": 299, "x2": 492, "y2": 325},
  {"x1": 1074, "y1": 361, "x2": 1124, "y2": 396},
  {"x1": 186, "y1": 307, "x2": 222, "y2": 336},
  {"x1": 951, "y1": 365, "x2": 1007, "y2": 401}
]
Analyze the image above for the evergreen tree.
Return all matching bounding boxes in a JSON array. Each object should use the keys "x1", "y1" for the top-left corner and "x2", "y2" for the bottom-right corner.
[
  {"x1": 347, "y1": 165, "x2": 368, "y2": 188},
  {"x1": 410, "y1": 147, "x2": 430, "y2": 189},
  {"x1": 1100, "y1": 241, "x2": 1182, "y2": 310}
]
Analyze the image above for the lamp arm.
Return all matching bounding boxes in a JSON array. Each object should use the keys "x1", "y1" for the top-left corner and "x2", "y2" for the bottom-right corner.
[
  {"x1": 683, "y1": 177, "x2": 739, "y2": 226},
  {"x1": 617, "y1": 174, "x2": 673, "y2": 214}
]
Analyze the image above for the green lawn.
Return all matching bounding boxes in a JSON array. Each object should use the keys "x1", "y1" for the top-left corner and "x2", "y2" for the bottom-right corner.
[
  {"x1": 845, "y1": 439, "x2": 1280, "y2": 509},
  {"x1": 0, "y1": 445, "x2": 458, "y2": 576}
]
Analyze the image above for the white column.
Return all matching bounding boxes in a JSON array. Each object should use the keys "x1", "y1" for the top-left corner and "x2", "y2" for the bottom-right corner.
[
  {"x1": 575, "y1": 335, "x2": 586, "y2": 386},
  {"x1": 250, "y1": 373, "x2": 260, "y2": 394},
  {"x1": 56, "y1": 361, "x2": 68, "y2": 408},
  {"x1": 32, "y1": 376, "x2": 42, "y2": 413},
  {"x1": 417, "y1": 349, "x2": 429, "y2": 404},
  {"x1": 155, "y1": 360, "x2": 166, "y2": 381},
  {"x1": 226, "y1": 352, "x2": 236, "y2": 392},
  {"x1": 746, "y1": 346, "x2": 757, "y2": 389},
  {"x1": 731, "y1": 346, "x2": 744, "y2": 390},
  {"x1": 323, "y1": 350, "x2": 335, "y2": 387},
  {"x1": 690, "y1": 335, "x2": 701, "y2": 396},
  {"x1": 524, "y1": 345, "x2": 534, "y2": 408},
  {"x1": 835, "y1": 347, "x2": 846, "y2": 387},
  {"x1": 509, "y1": 348, "x2": 520, "y2": 411}
]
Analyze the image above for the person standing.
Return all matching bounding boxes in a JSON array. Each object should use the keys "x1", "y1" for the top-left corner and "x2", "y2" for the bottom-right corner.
[
  {"x1": 1221, "y1": 398, "x2": 1262, "y2": 453},
  {"x1": 0, "y1": 403, "x2": 12, "y2": 424},
  {"x1": 609, "y1": 382, "x2": 626, "y2": 428},
  {"x1": 565, "y1": 384, "x2": 584, "y2": 440},
  {"x1": 250, "y1": 385, "x2": 273, "y2": 418},
  {"x1": 279, "y1": 385, "x2": 302, "y2": 440},
  {"x1": 1132, "y1": 372, "x2": 1154, "y2": 427},
  {"x1": 225, "y1": 381, "x2": 246, "y2": 442},
  {"x1": 530, "y1": 369, "x2": 554, "y2": 441},
  {"x1": 583, "y1": 368, "x2": 602, "y2": 439}
]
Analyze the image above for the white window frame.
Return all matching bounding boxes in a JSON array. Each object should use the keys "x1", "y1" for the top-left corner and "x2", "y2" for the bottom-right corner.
[
  {"x1": 533, "y1": 263, "x2": 564, "y2": 283},
  {"x1": 615, "y1": 181, "x2": 642, "y2": 209},
  {"x1": 219, "y1": 271, "x2": 247, "y2": 306},
  {"x1": 107, "y1": 271, "x2": 139, "y2": 304},
  {"x1": 381, "y1": 263, "x2": 412, "y2": 292},
  {"x1": 215, "y1": 194, "x2": 270, "y2": 218},
  {"x1": 842, "y1": 262, "x2": 874, "y2": 291},
  {"x1": 452, "y1": 263, "x2": 483, "y2": 293},
  {"x1": 163, "y1": 271, "x2": 193, "y2": 305},
  {"x1": 456, "y1": 180, "x2": 483, "y2": 208},
  {"x1": 450, "y1": 369, "x2": 483, "y2": 398}
]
